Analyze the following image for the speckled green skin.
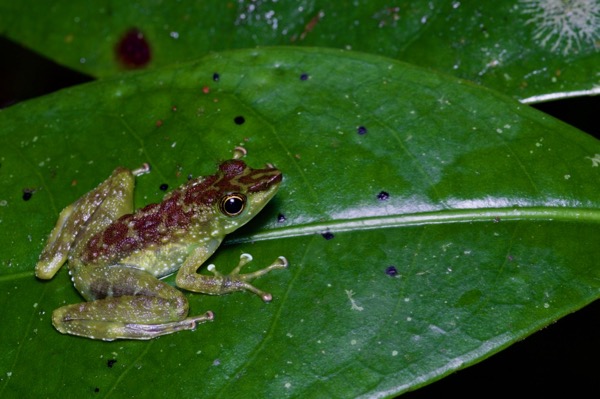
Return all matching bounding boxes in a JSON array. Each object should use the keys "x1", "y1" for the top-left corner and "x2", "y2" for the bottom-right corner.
[{"x1": 36, "y1": 154, "x2": 287, "y2": 340}]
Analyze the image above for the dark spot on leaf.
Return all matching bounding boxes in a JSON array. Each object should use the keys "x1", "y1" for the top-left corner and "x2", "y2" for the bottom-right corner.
[
  {"x1": 107, "y1": 359, "x2": 117, "y2": 368},
  {"x1": 321, "y1": 231, "x2": 334, "y2": 240},
  {"x1": 159, "y1": 183, "x2": 169, "y2": 191},
  {"x1": 187, "y1": 174, "x2": 193, "y2": 180},
  {"x1": 94, "y1": 387, "x2": 100, "y2": 393},
  {"x1": 234, "y1": 115, "x2": 245, "y2": 125},
  {"x1": 357, "y1": 126, "x2": 368, "y2": 135},
  {"x1": 300, "y1": 73, "x2": 309, "y2": 81},
  {"x1": 377, "y1": 191, "x2": 389, "y2": 201},
  {"x1": 116, "y1": 28, "x2": 151, "y2": 69},
  {"x1": 22, "y1": 189, "x2": 33, "y2": 201},
  {"x1": 213, "y1": 72, "x2": 220, "y2": 81},
  {"x1": 277, "y1": 213, "x2": 286, "y2": 222},
  {"x1": 385, "y1": 266, "x2": 398, "y2": 276}
]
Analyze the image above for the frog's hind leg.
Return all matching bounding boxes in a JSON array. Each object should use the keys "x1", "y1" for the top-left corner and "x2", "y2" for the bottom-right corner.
[
  {"x1": 36, "y1": 165, "x2": 149, "y2": 280},
  {"x1": 52, "y1": 266, "x2": 212, "y2": 340}
]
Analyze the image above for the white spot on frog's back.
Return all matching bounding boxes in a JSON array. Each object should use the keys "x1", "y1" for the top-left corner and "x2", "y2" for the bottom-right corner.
[{"x1": 519, "y1": 0, "x2": 600, "y2": 55}]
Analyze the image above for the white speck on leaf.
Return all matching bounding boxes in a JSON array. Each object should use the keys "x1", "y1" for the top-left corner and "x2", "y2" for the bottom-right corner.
[
  {"x1": 345, "y1": 289, "x2": 364, "y2": 311},
  {"x1": 586, "y1": 153, "x2": 600, "y2": 167}
]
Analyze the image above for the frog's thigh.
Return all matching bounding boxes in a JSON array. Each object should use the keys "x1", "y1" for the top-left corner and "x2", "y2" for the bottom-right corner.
[{"x1": 53, "y1": 266, "x2": 207, "y2": 340}]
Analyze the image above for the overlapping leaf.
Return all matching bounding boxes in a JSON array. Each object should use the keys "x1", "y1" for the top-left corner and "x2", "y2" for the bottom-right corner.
[{"x1": 1, "y1": 0, "x2": 598, "y2": 100}]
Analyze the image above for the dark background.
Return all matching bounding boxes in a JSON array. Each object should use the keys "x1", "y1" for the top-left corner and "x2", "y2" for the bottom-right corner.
[{"x1": 1, "y1": 36, "x2": 599, "y2": 397}]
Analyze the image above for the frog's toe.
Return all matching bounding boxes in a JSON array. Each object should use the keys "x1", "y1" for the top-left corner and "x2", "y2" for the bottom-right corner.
[{"x1": 276, "y1": 256, "x2": 288, "y2": 268}]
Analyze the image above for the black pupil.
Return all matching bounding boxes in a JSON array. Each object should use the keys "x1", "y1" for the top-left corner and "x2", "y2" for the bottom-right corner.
[{"x1": 223, "y1": 196, "x2": 243, "y2": 215}]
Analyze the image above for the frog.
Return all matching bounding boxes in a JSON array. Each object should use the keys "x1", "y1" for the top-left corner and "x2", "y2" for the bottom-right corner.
[{"x1": 35, "y1": 147, "x2": 287, "y2": 341}]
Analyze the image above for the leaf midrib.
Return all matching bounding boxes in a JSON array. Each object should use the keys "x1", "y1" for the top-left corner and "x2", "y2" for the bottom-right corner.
[{"x1": 226, "y1": 206, "x2": 600, "y2": 244}]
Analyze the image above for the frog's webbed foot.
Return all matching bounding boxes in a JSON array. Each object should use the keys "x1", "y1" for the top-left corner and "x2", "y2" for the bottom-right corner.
[
  {"x1": 177, "y1": 253, "x2": 288, "y2": 302},
  {"x1": 208, "y1": 254, "x2": 288, "y2": 301}
]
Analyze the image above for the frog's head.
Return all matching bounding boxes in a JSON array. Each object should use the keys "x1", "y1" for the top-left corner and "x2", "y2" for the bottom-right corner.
[{"x1": 189, "y1": 159, "x2": 282, "y2": 234}]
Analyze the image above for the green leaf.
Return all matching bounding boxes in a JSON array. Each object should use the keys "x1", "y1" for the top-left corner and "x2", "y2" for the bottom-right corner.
[
  {"x1": 1, "y1": 47, "x2": 599, "y2": 397},
  {"x1": 1, "y1": 0, "x2": 598, "y2": 100}
]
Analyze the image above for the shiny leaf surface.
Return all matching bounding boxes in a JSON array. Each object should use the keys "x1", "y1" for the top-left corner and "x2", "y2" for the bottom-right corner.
[{"x1": 1, "y1": 48, "x2": 599, "y2": 397}]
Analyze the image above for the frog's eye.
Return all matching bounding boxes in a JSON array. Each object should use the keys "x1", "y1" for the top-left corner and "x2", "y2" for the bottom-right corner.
[{"x1": 220, "y1": 194, "x2": 246, "y2": 216}]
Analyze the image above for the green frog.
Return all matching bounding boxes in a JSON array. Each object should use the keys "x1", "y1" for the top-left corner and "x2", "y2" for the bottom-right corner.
[{"x1": 36, "y1": 147, "x2": 287, "y2": 341}]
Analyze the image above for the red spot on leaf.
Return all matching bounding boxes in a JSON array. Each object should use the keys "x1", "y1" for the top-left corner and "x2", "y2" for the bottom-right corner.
[{"x1": 116, "y1": 28, "x2": 151, "y2": 69}]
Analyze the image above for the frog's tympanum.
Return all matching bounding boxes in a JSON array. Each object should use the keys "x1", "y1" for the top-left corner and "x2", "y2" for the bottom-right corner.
[{"x1": 36, "y1": 148, "x2": 287, "y2": 340}]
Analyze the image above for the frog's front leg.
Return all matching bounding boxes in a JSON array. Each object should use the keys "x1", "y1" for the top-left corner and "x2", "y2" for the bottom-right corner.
[
  {"x1": 36, "y1": 164, "x2": 149, "y2": 280},
  {"x1": 53, "y1": 265, "x2": 213, "y2": 340},
  {"x1": 176, "y1": 245, "x2": 288, "y2": 302}
]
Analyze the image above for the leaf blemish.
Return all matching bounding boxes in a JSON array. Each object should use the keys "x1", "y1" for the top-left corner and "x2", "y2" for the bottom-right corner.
[
  {"x1": 277, "y1": 213, "x2": 286, "y2": 222},
  {"x1": 385, "y1": 266, "x2": 398, "y2": 276},
  {"x1": 586, "y1": 153, "x2": 600, "y2": 167},
  {"x1": 345, "y1": 289, "x2": 364, "y2": 311},
  {"x1": 300, "y1": 73, "x2": 309, "y2": 81},
  {"x1": 377, "y1": 191, "x2": 389, "y2": 201},
  {"x1": 116, "y1": 28, "x2": 151, "y2": 69},
  {"x1": 519, "y1": 0, "x2": 600, "y2": 54},
  {"x1": 321, "y1": 231, "x2": 334, "y2": 240},
  {"x1": 357, "y1": 126, "x2": 368, "y2": 135},
  {"x1": 22, "y1": 189, "x2": 34, "y2": 201},
  {"x1": 213, "y1": 72, "x2": 220, "y2": 82},
  {"x1": 234, "y1": 115, "x2": 246, "y2": 125}
]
